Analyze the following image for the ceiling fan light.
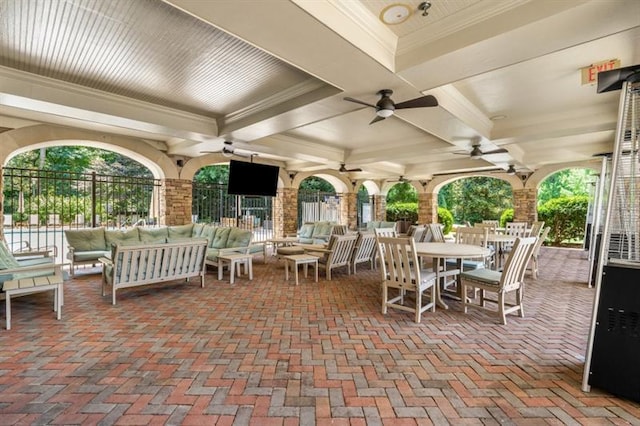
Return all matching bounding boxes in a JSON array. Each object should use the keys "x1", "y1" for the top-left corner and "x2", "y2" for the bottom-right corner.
[
  {"x1": 506, "y1": 165, "x2": 516, "y2": 175},
  {"x1": 222, "y1": 148, "x2": 234, "y2": 158},
  {"x1": 377, "y1": 108, "x2": 394, "y2": 118}
]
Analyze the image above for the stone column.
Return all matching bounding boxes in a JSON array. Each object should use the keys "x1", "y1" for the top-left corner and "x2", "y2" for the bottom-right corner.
[
  {"x1": 513, "y1": 188, "x2": 537, "y2": 224},
  {"x1": 373, "y1": 195, "x2": 386, "y2": 221},
  {"x1": 418, "y1": 192, "x2": 438, "y2": 224},
  {"x1": 277, "y1": 187, "x2": 298, "y2": 237},
  {"x1": 160, "y1": 179, "x2": 192, "y2": 226},
  {"x1": 341, "y1": 192, "x2": 357, "y2": 230}
]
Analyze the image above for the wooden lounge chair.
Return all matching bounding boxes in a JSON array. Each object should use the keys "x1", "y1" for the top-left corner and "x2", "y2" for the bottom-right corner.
[
  {"x1": 304, "y1": 234, "x2": 358, "y2": 280},
  {"x1": 351, "y1": 232, "x2": 377, "y2": 273}
]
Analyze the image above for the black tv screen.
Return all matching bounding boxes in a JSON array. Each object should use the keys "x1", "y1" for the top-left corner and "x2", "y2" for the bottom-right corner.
[{"x1": 227, "y1": 160, "x2": 279, "y2": 197}]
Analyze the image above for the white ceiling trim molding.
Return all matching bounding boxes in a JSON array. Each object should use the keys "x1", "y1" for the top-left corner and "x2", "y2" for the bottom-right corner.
[
  {"x1": 291, "y1": 0, "x2": 398, "y2": 71},
  {"x1": 259, "y1": 134, "x2": 345, "y2": 164},
  {"x1": 0, "y1": 66, "x2": 218, "y2": 140},
  {"x1": 426, "y1": 85, "x2": 493, "y2": 140}
]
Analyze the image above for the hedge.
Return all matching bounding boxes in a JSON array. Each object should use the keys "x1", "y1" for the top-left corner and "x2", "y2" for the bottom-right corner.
[{"x1": 538, "y1": 195, "x2": 588, "y2": 245}]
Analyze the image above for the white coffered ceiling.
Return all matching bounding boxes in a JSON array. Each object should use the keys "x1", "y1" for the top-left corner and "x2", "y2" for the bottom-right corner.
[{"x1": 0, "y1": 0, "x2": 638, "y2": 181}]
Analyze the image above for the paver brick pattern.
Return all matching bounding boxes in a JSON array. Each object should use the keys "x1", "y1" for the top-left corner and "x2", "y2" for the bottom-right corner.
[{"x1": 1, "y1": 247, "x2": 639, "y2": 425}]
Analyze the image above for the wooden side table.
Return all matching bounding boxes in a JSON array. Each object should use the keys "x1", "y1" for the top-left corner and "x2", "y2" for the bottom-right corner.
[
  {"x1": 3, "y1": 270, "x2": 64, "y2": 330},
  {"x1": 284, "y1": 254, "x2": 319, "y2": 285},
  {"x1": 217, "y1": 253, "x2": 253, "y2": 284}
]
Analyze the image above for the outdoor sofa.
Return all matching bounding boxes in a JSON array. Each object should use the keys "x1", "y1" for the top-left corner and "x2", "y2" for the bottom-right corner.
[{"x1": 65, "y1": 224, "x2": 259, "y2": 276}]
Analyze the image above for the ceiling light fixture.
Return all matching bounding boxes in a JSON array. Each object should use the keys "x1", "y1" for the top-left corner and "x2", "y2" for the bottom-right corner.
[
  {"x1": 221, "y1": 147, "x2": 234, "y2": 158},
  {"x1": 418, "y1": 1, "x2": 432, "y2": 17},
  {"x1": 506, "y1": 165, "x2": 516, "y2": 175},
  {"x1": 376, "y1": 108, "x2": 394, "y2": 118},
  {"x1": 380, "y1": 4, "x2": 411, "y2": 25}
]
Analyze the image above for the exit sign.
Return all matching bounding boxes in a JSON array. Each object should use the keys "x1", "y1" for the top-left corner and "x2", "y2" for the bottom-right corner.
[{"x1": 581, "y1": 59, "x2": 621, "y2": 85}]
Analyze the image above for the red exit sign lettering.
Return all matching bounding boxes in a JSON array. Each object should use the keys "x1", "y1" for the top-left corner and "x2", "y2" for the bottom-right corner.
[{"x1": 581, "y1": 59, "x2": 621, "y2": 85}]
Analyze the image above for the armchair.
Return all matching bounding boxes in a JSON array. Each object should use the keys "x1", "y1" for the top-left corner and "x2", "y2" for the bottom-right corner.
[{"x1": 304, "y1": 234, "x2": 357, "y2": 280}]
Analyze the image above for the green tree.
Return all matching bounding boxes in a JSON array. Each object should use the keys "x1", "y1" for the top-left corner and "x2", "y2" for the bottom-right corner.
[
  {"x1": 386, "y1": 182, "x2": 417, "y2": 203},
  {"x1": 538, "y1": 169, "x2": 593, "y2": 205},
  {"x1": 299, "y1": 176, "x2": 335, "y2": 193},
  {"x1": 194, "y1": 165, "x2": 229, "y2": 183},
  {"x1": 439, "y1": 177, "x2": 512, "y2": 224}
]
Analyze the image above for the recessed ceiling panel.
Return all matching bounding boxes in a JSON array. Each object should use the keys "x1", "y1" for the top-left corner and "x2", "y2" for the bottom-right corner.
[{"x1": 0, "y1": 0, "x2": 321, "y2": 116}]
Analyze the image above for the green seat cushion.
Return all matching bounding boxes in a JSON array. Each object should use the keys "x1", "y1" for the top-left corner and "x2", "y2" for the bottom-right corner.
[
  {"x1": 211, "y1": 227, "x2": 231, "y2": 249},
  {"x1": 206, "y1": 248, "x2": 221, "y2": 262},
  {"x1": 461, "y1": 268, "x2": 501, "y2": 285},
  {"x1": 192, "y1": 223, "x2": 206, "y2": 237},
  {"x1": 312, "y1": 222, "x2": 332, "y2": 238},
  {"x1": 138, "y1": 227, "x2": 168, "y2": 244},
  {"x1": 227, "y1": 228, "x2": 252, "y2": 248},
  {"x1": 168, "y1": 224, "x2": 194, "y2": 239},
  {"x1": 105, "y1": 228, "x2": 140, "y2": 246},
  {"x1": 64, "y1": 228, "x2": 107, "y2": 252},
  {"x1": 68, "y1": 250, "x2": 110, "y2": 262}
]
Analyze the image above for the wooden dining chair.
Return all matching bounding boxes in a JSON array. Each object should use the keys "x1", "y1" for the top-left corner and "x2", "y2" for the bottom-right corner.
[
  {"x1": 454, "y1": 226, "x2": 491, "y2": 270},
  {"x1": 374, "y1": 227, "x2": 397, "y2": 238},
  {"x1": 460, "y1": 236, "x2": 537, "y2": 324},
  {"x1": 425, "y1": 223, "x2": 445, "y2": 242},
  {"x1": 351, "y1": 231, "x2": 377, "y2": 273},
  {"x1": 376, "y1": 236, "x2": 436, "y2": 323},
  {"x1": 526, "y1": 227, "x2": 550, "y2": 279}
]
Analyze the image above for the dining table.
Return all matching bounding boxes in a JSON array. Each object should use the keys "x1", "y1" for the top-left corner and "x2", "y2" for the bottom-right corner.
[{"x1": 414, "y1": 242, "x2": 491, "y2": 309}]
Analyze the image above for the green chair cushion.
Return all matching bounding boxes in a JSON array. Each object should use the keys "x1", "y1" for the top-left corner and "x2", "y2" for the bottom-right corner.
[
  {"x1": 461, "y1": 268, "x2": 501, "y2": 285},
  {"x1": 69, "y1": 250, "x2": 111, "y2": 262},
  {"x1": 64, "y1": 228, "x2": 107, "y2": 252},
  {"x1": 0, "y1": 242, "x2": 20, "y2": 270},
  {"x1": 227, "y1": 228, "x2": 252, "y2": 248},
  {"x1": 138, "y1": 227, "x2": 169, "y2": 244},
  {"x1": 298, "y1": 224, "x2": 315, "y2": 239},
  {"x1": 211, "y1": 227, "x2": 231, "y2": 249},
  {"x1": 105, "y1": 228, "x2": 140, "y2": 246},
  {"x1": 168, "y1": 224, "x2": 194, "y2": 239}
]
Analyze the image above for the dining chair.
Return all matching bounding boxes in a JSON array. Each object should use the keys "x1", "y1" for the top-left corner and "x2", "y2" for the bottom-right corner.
[
  {"x1": 454, "y1": 226, "x2": 491, "y2": 270},
  {"x1": 410, "y1": 226, "x2": 427, "y2": 243},
  {"x1": 502, "y1": 221, "x2": 529, "y2": 255},
  {"x1": 374, "y1": 227, "x2": 397, "y2": 238},
  {"x1": 425, "y1": 223, "x2": 445, "y2": 242},
  {"x1": 376, "y1": 236, "x2": 436, "y2": 323},
  {"x1": 460, "y1": 236, "x2": 537, "y2": 325},
  {"x1": 304, "y1": 234, "x2": 358, "y2": 280},
  {"x1": 526, "y1": 227, "x2": 550, "y2": 279},
  {"x1": 528, "y1": 221, "x2": 545, "y2": 238},
  {"x1": 350, "y1": 231, "x2": 377, "y2": 273}
]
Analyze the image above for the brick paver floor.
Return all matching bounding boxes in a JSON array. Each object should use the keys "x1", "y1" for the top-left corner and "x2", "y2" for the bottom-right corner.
[{"x1": 1, "y1": 247, "x2": 639, "y2": 425}]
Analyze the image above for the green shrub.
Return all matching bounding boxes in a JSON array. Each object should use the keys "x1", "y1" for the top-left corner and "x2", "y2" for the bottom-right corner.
[
  {"x1": 438, "y1": 207, "x2": 454, "y2": 234},
  {"x1": 500, "y1": 208, "x2": 514, "y2": 227},
  {"x1": 538, "y1": 195, "x2": 588, "y2": 245},
  {"x1": 386, "y1": 202, "x2": 418, "y2": 223}
]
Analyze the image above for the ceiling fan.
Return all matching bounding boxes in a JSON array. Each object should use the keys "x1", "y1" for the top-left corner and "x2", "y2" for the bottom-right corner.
[
  {"x1": 338, "y1": 163, "x2": 362, "y2": 173},
  {"x1": 387, "y1": 175, "x2": 409, "y2": 183},
  {"x1": 455, "y1": 143, "x2": 509, "y2": 159},
  {"x1": 344, "y1": 89, "x2": 438, "y2": 124},
  {"x1": 201, "y1": 141, "x2": 253, "y2": 158}
]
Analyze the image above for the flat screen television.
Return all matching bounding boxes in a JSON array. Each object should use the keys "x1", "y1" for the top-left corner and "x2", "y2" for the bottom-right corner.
[{"x1": 227, "y1": 159, "x2": 279, "y2": 197}]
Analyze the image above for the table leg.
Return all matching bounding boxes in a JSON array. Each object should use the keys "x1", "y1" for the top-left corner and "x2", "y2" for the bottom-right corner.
[
  {"x1": 229, "y1": 260, "x2": 236, "y2": 284},
  {"x1": 6, "y1": 295, "x2": 11, "y2": 330},
  {"x1": 314, "y1": 261, "x2": 318, "y2": 282},
  {"x1": 247, "y1": 258, "x2": 253, "y2": 280},
  {"x1": 218, "y1": 259, "x2": 223, "y2": 281},
  {"x1": 434, "y1": 257, "x2": 449, "y2": 310},
  {"x1": 294, "y1": 262, "x2": 299, "y2": 286},
  {"x1": 285, "y1": 260, "x2": 290, "y2": 281}
]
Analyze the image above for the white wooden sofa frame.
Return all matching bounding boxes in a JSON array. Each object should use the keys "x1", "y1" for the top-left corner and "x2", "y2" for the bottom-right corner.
[{"x1": 99, "y1": 239, "x2": 208, "y2": 305}]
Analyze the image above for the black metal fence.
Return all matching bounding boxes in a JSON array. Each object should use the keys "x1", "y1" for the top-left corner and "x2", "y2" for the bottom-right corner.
[
  {"x1": 2, "y1": 167, "x2": 160, "y2": 261},
  {"x1": 192, "y1": 182, "x2": 274, "y2": 242}
]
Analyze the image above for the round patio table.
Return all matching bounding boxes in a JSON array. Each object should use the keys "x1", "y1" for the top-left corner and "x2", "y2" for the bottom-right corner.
[{"x1": 414, "y1": 242, "x2": 490, "y2": 309}]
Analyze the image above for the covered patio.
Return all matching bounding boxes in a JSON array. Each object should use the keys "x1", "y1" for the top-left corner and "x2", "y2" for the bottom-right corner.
[{"x1": 1, "y1": 247, "x2": 638, "y2": 424}]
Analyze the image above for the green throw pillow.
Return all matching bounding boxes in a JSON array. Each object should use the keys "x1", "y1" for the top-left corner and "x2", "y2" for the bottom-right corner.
[
  {"x1": 227, "y1": 228, "x2": 252, "y2": 248},
  {"x1": 211, "y1": 227, "x2": 231, "y2": 249}
]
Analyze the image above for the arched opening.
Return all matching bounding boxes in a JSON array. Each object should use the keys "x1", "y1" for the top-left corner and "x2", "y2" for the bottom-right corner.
[
  {"x1": 3, "y1": 146, "x2": 158, "y2": 262},
  {"x1": 537, "y1": 168, "x2": 595, "y2": 247},
  {"x1": 191, "y1": 164, "x2": 275, "y2": 241},
  {"x1": 438, "y1": 176, "x2": 513, "y2": 226},
  {"x1": 297, "y1": 176, "x2": 342, "y2": 227},
  {"x1": 385, "y1": 180, "x2": 418, "y2": 233}
]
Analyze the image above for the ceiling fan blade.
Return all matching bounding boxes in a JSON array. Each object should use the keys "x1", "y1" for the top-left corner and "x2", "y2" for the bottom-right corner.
[
  {"x1": 369, "y1": 115, "x2": 386, "y2": 125},
  {"x1": 394, "y1": 95, "x2": 438, "y2": 110},
  {"x1": 344, "y1": 97, "x2": 377, "y2": 109},
  {"x1": 348, "y1": 167, "x2": 363, "y2": 172},
  {"x1": 481, "y1": 148, "x2": 509, "y2": 156}
]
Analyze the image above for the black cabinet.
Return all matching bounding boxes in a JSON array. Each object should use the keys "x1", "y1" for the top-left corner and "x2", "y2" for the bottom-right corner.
[{"x1": 589, "y1": 263, "x2": 640, "y2": 402}]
